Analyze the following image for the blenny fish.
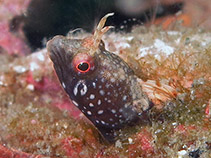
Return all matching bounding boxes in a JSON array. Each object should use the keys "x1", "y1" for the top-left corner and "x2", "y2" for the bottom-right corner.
[{"x1": 47, "y1": 13, "x2": 152, "y2": 143}]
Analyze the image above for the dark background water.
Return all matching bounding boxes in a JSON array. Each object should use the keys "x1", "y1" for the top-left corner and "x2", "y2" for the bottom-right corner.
[{"x1": 13, "y1": 0, "x2": 183, "y2": 49}]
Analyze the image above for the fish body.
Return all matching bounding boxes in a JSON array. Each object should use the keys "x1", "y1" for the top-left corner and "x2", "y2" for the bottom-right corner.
[{"x1": 47, "y1": 13, "x2": 152, "y2": 142}]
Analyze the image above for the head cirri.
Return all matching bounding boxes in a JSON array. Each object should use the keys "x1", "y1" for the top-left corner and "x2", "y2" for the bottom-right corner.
[{"x1": 47, "y1": 13, "x2": 152, "y2": 143}]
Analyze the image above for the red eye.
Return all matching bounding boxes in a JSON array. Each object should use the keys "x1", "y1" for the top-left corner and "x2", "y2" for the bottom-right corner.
[
  {"x1": 72, "y1": 53, "x2": 95, "y2": 73},
  {"x1": 76, "y1": 62, "x2": 90, "y2": 73}
]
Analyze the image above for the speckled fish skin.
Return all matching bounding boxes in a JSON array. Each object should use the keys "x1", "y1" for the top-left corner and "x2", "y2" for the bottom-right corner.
[{"x1": 47, "y1": 35, "x2": 152, "y2": 143}]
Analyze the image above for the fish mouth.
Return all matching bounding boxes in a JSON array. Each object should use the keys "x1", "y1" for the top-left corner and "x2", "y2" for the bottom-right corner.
[{"x1": 47, "y1": 35, "x2": 72, "y2": 85}]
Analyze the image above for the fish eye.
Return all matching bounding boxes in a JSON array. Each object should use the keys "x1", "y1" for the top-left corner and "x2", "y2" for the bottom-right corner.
[
  {"x1": 76, "y1": 62, "x2": 90, "y2": 73},
  {"x1": 72, "y1": 52, "x2": 95, "y2": 74}
]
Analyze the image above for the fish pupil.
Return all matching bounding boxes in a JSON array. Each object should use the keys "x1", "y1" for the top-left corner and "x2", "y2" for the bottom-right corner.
[{"x1": 77, "y1": 62, "x2": 90, "y2": 72}]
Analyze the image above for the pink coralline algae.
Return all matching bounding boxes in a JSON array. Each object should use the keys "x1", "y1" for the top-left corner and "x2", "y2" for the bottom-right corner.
[
  {"x1": 0, "y1": 22, "x2": 30, "y2": 55},
  {"x1": 0, "y1": 0, "x2": 31, "y2": 55}
]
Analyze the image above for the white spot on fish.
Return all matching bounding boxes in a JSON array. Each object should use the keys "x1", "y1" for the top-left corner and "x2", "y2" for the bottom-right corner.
[
  {"x1": 119, "y1": 108, "x2": 123, "y2": 112},
  {"x1": 99, "y1": 90, "x2": 105, "y2": 96},
  {"x1": 111, "y1": 109, "x2": 116, "y2": 114},
  {"x1": 73, "y1": 86, "x2": 78, "y2": 96},
  {"x1": 101, "y1": 78, "x2": 105, "y2": 83},
  {"x1": 119, "y1": 119, "x2": 123, "y2": 123},
  {"x1": 98, "y1": 110, "x2": 104, "y2": 115},
  {"x1": 101, "y1": 120, "x2": 105, "y2": 124},
  {"x1": 74, "y1": 80, "x2": 87, "y2": 96},
  {"x1": 80, "y1": 83, "x2": 87, "y2": 96},
  {"x1": 96, "y1": 120, "x2": 99, "y2": 123},
  {"x1": 62, "y1": 82, "x2": 66, "y2": 89},
  {"x1": 97, "y1": 100, "x2": 101, "y2": 105},
  {"x1": 92, "y1": 82, "x2": 96, "y2": 88},
  {"x1": 72, "y1": 100, "x2": 78, "y2": 107},
  {"x1": 90, "y1": 94, "x2": 95, "y2": 99},
  {"x1": 87, "y1": 111, "x2": 92, "y2": 115},
  {"x1": 105, "y1": 83, "x2": 110, "y2": 88},
  {"x1": 89, "y1": 103, "x2": 94, "y2": 107},
  {"x1": 123, "y1": 95, "x2": 127, "y2": 101}
]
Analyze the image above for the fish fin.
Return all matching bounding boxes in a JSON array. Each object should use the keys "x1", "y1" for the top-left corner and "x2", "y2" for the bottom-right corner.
[{"x1": 138, "y1": 79, "x2": 177, "y2": 109}]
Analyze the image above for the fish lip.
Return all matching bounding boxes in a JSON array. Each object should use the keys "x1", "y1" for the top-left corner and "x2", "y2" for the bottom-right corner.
[{"x1": 47, "y1": 35, "x2": 71, "y2": 86}]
